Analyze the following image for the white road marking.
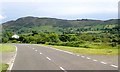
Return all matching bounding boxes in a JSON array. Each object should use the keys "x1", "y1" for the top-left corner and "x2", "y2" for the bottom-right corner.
[
  {"x1": 46, "y1": 57, "x2": 51, "y2": 60},
  {"x1": 40, "y1": 52, "x2": 42, "y2": 54},
  {"x1": 100, "y1": 61, "x2": 107, "y2": 64},
  {"x1": 93, "y1": 59, "x2": 98, "y2": 62},
  {"x1": 35, "y1": 50, "x2": 37, "y2": 51},
  {"x1": 33, "y1": 48, "x2": 35, "y2": 49},
  {"x1": 8, "y1": 45, "x2": 17, "y2": 70},
  {"x1": 77, "y1": 55, "x2": 79, "y2": 56},
  {"x1": 110, "y1": 65, "x2": 118, "y2": 68},
  {"x1": 86, "y1": 57, "x2": 91, "y2": 59},
  {"x1": 81, "y1": 56, "x2": 85, "y2": 58},
  {"x1": 60, "y1": 67, "x2": 66, "y2": 72}
]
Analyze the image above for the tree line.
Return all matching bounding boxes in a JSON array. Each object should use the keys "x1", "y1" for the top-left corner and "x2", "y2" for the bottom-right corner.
[{"x1": 2, "y1": 31, "x2": 120, "y2": 48}]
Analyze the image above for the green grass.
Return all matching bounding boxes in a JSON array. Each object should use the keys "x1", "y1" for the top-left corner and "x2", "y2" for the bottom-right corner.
[
  {"x1": 38, "y1": 44, "x2": 118, "y2": 55},
  {"x1": 0, "y1": 44, "x2": 16, "y2": 52},
  {"x1": 0, "y1": 64, "x2": 9, "y2": 72},
  {"x1": 79, "y1": 42, "x2": 118, "y2": 49},
  {"x1": 104, "y1": 24, "x2": 116, "y2": 29},
  {"x1": 32, "y1": 26, "x2": 62, "y2": 34}
]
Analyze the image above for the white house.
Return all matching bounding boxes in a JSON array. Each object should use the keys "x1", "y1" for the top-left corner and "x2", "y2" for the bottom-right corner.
[{"x1": 12, "y1": 34, "x2": 19, "y2": 39}]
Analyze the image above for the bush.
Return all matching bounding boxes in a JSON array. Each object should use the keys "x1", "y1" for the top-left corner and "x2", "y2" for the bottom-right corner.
[
  {"x1": 83, "y1": 45, "x2": 90, "y2": 48},
  {"x1": 30, "y1": 41, "x2": 37, "y2": 44},
  {"x1": 111, "y1": 42, "x2": 117, "y2": 47},
  {"x1": 12, "y1": 40, "x2": 18, "y2": 43},
  {"x1": 94, "y1": 39, "x2": 101, "y2": 42},
  {"x1": 45, "y1": 42, "x2": 56, "y2": 45}
]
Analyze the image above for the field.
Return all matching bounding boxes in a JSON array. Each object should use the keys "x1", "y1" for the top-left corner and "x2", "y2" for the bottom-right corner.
[
  {"x1": 0, "y1": 44, "x2": 16, "y2": 72},
  {"x1": 0, "y1": 44, "x2": 16, "y2": 52}
]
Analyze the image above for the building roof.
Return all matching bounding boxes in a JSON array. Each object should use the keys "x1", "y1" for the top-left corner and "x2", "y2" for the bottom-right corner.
[{"x1": 12, "y1": 34, "x2": 19, "y2": 39}]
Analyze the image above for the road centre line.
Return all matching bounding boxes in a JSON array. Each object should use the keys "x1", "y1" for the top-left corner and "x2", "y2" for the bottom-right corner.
[
  {"x1": 110, "y1": 64, "x2": 118, "y2": 68},
  {"x1": 86, "y1": 57, "x2": 91, "y2": 59},
  {"x1": 81, "y1": 56, "x2": 85, "y2": 58},
  {"x1": 77, "y1": 55, "x2": 79, "y2": 56},
  {"x1": 60, "y1": 67, "x2": 67, "y2": 72},
  {"x1": 35, "y1": 50, "x2": 37, "y2": 51},
  {"x1": 40, "y1": 52, "x2": 42, "y2": 54},
  {"x1": 100, "y1": 61, "x2": 107, "y2": 64},
  {"x1": 93, "y1": 59, "x2": 98, "y2": 62},
  {"x1": 46, "y1": 57, "x2": 51, "y2": 60}
]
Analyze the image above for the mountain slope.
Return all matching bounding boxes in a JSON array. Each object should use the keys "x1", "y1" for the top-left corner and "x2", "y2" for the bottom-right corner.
[{"x1": 2, "y1": 16, "x2": 118, "y2": 34}]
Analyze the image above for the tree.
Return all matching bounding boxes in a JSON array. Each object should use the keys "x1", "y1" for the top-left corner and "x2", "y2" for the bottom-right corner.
[
  {"x1": 32, "y1": 31, "x2": 38, "y2": 36},
  {"x1": 59, "y1": 34, "x2": 70, "y2": 42},
  {"x1": 69, "y1": 35, "x2": 78, "y2": 41},
  {"x1": 48, "y1": 33, "x2": 60, "y2": 42},
  {"x1": 2, "y1": 37, "x2": 9, "y2": 43}
]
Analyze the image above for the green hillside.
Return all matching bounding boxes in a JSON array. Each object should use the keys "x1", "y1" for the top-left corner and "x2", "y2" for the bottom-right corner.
[{"x1": 2, "y1": 16, "x2": 118, "y2": 34}]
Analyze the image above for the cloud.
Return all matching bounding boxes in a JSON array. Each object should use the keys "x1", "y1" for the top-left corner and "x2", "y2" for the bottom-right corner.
[
  {"x1": 1, "y1": 0, "x2": 119, "y2": 3},
  {"x1": 55, "y1": 6, "x2": 117, "y2": 16},
  {"x1": 33, "y1": 0, "x2": 118, "y2": 16},
  {"x1": 0, "y1": 15, "x2": 6, "y2": 19},
  {"x1": 1, "y1": 0, "x2": 119, "y2": 21}
]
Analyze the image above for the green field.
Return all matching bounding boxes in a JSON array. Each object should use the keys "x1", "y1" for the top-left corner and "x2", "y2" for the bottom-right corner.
[
  {"x1": 0, "y1": 44, "x2": 16, "y2": 52},
  {"x1": 32, "y1": 26, "x2": 62, "y2": 34},
  {"x1": 39, "y1": 44, "x2": 118, "y2": 55},
  {"x1": 0, "y1": 44, "x2": 16, "y2": 72}
]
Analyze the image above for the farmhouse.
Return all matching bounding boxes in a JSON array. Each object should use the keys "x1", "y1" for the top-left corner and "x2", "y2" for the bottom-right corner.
[{"x1": 12, "y1": 34, "x2": 19, "y2": 39}]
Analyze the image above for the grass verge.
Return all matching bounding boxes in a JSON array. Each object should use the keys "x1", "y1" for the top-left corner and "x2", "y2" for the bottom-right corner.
[
  {"x1": 38, "y1": 44, "x2": 118, "y2": 55},
  {"x1": 0, "y1": 64, "x2": 9, "y2": 72},
  {"x1": 0, "y1": 44, "x2": 16, "y2": 52}
]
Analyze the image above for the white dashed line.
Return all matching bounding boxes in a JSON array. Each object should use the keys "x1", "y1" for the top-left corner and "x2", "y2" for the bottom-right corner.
[
  {"x1": 81, "y1": 56, "x2": 85, "y2": 58},
  {"x1": 35, "y1": 50, "x2": 37, "y2": 51},
  {"x1": 60, "y1": 67, "x2": 67, "y2": 72},
  {"x1": 33, "y1": 48, "x2": 35, "y2": 49},
  {"x1": 86, "y1": 57, "x2": 91, "y2": 59},
  {"x1": 93, "y1": 59, "x2": 98, "y2": 62},
  {"x1": 40, "y1": 52, "x2": 42, "y2": 54},
  {"x1": 46, "y1": 57, "x2": 51, "y2": 60},
  {"x1": 110, "y1": 65, "x2": 118, "y2": 68},
  {"x1": 77, "y1": 55, "x2": 79, "y2": 56},
  {"x1": 100, "y1": 61, "x2": 107, "y2": 64}
]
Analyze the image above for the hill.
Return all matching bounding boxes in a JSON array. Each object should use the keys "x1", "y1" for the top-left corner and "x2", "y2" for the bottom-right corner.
[{"x1": 2, "y1": 16, "x2": 118, "y2": 34}]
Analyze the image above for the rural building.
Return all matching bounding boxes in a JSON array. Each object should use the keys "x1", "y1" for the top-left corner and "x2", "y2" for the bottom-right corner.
[{"x1": 12, "y1": 34, "x2": 19, "y2": 39}]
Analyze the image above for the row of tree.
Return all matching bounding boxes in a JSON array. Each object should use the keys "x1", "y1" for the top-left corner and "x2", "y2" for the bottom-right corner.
[{"x1": 2, "y1": 31, "x2": 119, "y2": 48}]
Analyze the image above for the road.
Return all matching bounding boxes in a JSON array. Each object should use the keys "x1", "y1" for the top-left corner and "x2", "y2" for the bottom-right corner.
[{"x1": 10, "y1": 44, "x2": 118, "y2": 72}]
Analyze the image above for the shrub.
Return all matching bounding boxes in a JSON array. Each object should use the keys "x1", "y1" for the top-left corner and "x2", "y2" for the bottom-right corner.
[
  {"x1": 12, "y1": 40, "x2": 18, "y2": 43},
  {"x1": 111, "y1": 42, "x2": 117, "y2": 47}
]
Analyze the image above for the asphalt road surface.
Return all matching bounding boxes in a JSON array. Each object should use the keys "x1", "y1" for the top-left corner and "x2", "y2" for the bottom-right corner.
[{"x1": 11, "y1": 44, "x2": 118, "y2": 72}]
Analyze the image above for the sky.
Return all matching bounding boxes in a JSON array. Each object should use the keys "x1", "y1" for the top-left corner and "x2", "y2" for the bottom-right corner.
[{"x1": 0, "y1": 0, "x2": 119, "y2": 23}]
